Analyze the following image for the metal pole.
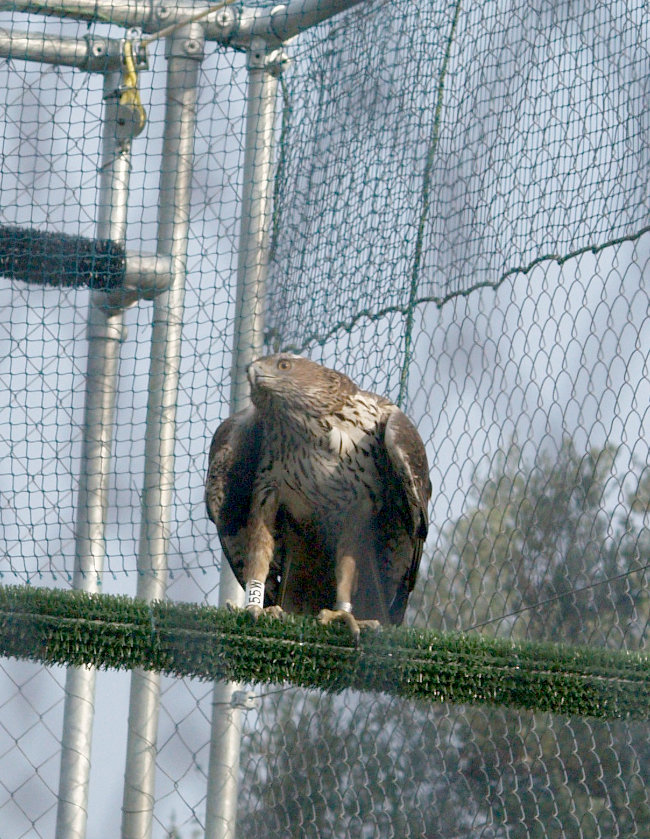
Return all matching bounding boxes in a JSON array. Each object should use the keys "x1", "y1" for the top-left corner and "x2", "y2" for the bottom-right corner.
[
  {"x1": 228, "y1": 38, "x2": 283, "y2": 402},
  {"x1": 121, "y1": 23, "x2": 204, "y2": 839},
  {"x1": 204, "y1": 37, "x2": 281, "y2": 839},
  {"x1": 56, "y1": 69, "x2": 130, "y2": 839}
]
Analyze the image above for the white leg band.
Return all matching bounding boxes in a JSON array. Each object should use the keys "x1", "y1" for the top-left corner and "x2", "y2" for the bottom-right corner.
[
  {"x1": 335, "y1": 600, "x2": 353, "y2": 613},
  {"x1": 245, "y1": 579, "x2": 265, "y2": 609}
]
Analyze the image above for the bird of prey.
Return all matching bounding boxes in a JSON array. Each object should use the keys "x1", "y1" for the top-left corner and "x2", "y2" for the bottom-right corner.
[{"x1": 205, "y1": 354, "x2": 431, "y2": 640}]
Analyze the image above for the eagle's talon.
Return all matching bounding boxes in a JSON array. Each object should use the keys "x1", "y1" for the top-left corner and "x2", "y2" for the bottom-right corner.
[
  {"x1": 318, "y1": 608, "x2": 360, "y2": 643},
  {"x1": 318, "y1": 608, "x2": 380, "y2": 643},
  {"x1": 224, "y1": 601, "x2": 263, "y2": 620},
  {"x1": 360, "y1": 619, "x2": 382, "y2": 632},
  {"x1": 225, "y1": 601, "x2": 287, "y2": 621}
]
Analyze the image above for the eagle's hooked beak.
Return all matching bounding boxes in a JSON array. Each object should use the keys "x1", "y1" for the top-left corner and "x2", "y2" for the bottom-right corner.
[
  {"x1": 247, "y1": 356, "x2": 288, "y2": 393},
  {"x1": 247, "y1": 360, "x2": 258, "y2": 387}
]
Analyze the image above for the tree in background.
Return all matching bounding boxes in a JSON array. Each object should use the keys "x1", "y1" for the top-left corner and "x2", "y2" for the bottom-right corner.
[
  {"x1": 235, "y1": 439, "x2": 649, "y2": 837},
  {"x1": 418, "y1": 438, "x2": 648, "y2": 648},
  {"x1": 416, "y1": 437, "x2": 649, "y2": 837},
  {"x1": 237, "y1": 685, "x2": 491, "y2": 838}
]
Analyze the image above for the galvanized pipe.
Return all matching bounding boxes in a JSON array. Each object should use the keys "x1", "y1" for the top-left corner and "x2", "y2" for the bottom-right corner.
[
  {"x1": 0, "y1": 0, "x2": 365, "y2": 47},
  {"x1": 204, "y1": 37, "x2": 280, "y2": 839},
  {"x1": 56, "y1": 69, "x2": 131, "y2": 839},
  {"x1": 228, "y1": 37, "x2": 281, "y2": 403},
  {"x1": 0, "y1": 28, "x2": 122, "y2": 70},
  {"x1": 120, "y1": 23, "x2": 205, "y2": 839},
  {"x1": 233, "y1": 0, "x2": 366, "y2": 48}
]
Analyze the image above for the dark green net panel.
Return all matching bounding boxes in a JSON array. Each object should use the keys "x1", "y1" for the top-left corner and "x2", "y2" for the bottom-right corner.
[
  {"x1": 0, "y1": 0, "x2": 649, "y2": 837},
  {"x1": 265, "y1": 1, "x2": 650, "y2": 372}
]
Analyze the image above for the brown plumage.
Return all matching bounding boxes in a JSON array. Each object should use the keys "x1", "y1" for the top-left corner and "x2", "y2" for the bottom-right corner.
[{"x1": 205, "y1": 354, "x2": 431, "y2": 639}]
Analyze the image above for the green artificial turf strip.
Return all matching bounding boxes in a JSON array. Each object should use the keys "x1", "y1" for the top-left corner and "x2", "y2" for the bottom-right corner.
[{"x1": 0, "y1": 584, "x2": 647, "y2": 719}]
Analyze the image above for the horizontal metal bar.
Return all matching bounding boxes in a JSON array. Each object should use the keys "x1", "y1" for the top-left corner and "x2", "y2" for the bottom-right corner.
[
  {"x1": 0, "y1": 0, "x2": 366, "y2": 45},
  {"x1": 232, "y1": 0, "x2": 366, "y2": 47},
  {"x1": 0, "y1": 0, "x2": 217, "y2": 37},
  {"x1": 0, "y1": 28, "x2": 122, "y2": 71},
  {"x1": 0, "y1": 0, "x2": 155, "y2": 30}
]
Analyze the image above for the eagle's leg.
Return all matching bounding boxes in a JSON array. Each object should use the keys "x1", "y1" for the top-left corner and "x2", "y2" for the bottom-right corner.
[
  {"x1": 235, "y1": 485, "x2": 286, "y2": 621},
  {"x1": 318, "y1": 553, "x2": 381, "y2": 643}
]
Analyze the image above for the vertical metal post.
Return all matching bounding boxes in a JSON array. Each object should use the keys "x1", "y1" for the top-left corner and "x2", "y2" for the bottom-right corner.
[
  {"x1": 204, "y1": 38, "x2": 280, "y2": 839},
  {"x1": 56, "y1": 69, "x2": 130, "y2": 839},
  {"x1": 121, "y1": 23, "x2": 205, "y2": 839}
]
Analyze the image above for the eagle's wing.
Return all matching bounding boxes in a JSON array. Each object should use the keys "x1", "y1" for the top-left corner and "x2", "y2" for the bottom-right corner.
[
  {"x1": 381, "y1": 408, "x2": 432, "y2": 623},
  {"x1": 205, "y1": 405, "x2": 263, "y2": 589}
]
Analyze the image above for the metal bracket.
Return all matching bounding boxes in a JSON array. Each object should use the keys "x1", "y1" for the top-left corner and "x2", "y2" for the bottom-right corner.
[
  {"x1": 162, "y1": 19, "x2": 206, "y2": 59},
  {"x1": 83, "y1": 34, "x2": 123, "y2": 73},
  {"x1": 208, "y1": 2, "x2": 237, "y2": 37},
  {"x1": 266, "y1": 46, "x2": 290, "y2": 77},
  {"x1": 247, "y1": 36, "x2": 290, "y2": 76},
  {"x1": 87, "y1": 305, "x2": 128, "y2": 342},
  {"x1": 230, "y1": 690, "x2": 259, "y2": 711},
  {"x1": 99, "y1": 252, "x2": 174, "y2": 312}
]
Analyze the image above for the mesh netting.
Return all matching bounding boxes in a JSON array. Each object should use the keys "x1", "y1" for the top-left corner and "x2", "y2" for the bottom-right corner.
[
  {"x1": 0, "y1": 1, "x2": 648, "y2": 838},
  {"x1": 266, "y1": 0, "x2": 650, "y2": 359}
]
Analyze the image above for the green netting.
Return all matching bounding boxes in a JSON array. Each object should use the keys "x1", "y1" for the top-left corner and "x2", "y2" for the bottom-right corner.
[
  {"x1": 266, "y1": 0, "x2": 650, "y2": 359},
  {"x1": 0, "y1": 0, "x2": 649, "y2": 837}
]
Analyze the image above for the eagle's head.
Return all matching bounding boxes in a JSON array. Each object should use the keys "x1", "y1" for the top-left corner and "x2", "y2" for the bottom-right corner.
[{"x1": 247, "y1": 354, "x2": 356, "y2": 418}]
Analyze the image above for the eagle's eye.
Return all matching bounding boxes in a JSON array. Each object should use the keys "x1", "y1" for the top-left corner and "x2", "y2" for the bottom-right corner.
[{"x1": 277, "y1": 358, "x2": 292, "y2": 371}]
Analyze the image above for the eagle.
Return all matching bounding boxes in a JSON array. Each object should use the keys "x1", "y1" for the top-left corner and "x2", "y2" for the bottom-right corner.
[{"x1": 205, "y1": 354, "x2": 431, "y2": 640}]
